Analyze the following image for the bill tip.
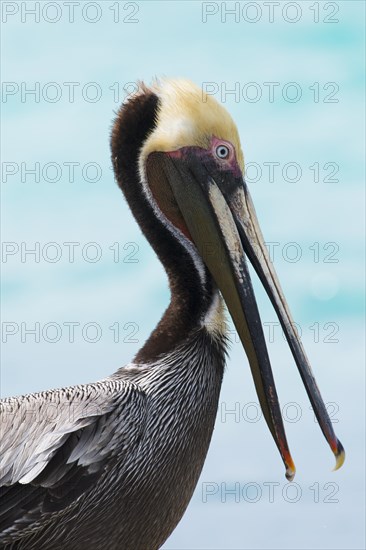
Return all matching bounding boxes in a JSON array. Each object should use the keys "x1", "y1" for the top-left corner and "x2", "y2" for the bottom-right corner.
[
  {"x1": 285, "y1": 467, "x2": 296, "y2": 482},
  {"x1": 285, "y1": 457, "x2": 296, "y2": 481},
  {"x1": 333, "y1": 439, "x2": 345, "y2": 471}
]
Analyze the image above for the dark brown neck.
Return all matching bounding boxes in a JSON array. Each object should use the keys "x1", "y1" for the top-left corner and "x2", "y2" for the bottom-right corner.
[{"x1": 110, "y1": 90, "x2": 216, "y2": 363}]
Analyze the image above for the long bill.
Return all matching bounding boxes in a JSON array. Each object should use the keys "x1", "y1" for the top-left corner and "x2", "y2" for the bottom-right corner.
[
  {"x1": 224, "y1": 180, "x2": 345, "y2": 472},
  {"x1": 152, "y1": 149, "x2": 345, "y2": 479}
]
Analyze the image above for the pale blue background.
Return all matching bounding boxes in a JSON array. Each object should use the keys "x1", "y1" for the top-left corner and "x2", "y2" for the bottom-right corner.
[{"x1": 1, "y1": 1, "x2": 365, "y2": 549}]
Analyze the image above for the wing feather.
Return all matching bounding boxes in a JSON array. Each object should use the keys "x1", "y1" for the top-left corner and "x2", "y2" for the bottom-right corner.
[{"x1": 0, "y1": 379, "x2": 146, "y2": 539}]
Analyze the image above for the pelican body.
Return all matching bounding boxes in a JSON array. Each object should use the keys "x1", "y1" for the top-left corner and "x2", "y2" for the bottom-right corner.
[{"x1": 0, "y1": 79, "x2": 344, "y2": 549}]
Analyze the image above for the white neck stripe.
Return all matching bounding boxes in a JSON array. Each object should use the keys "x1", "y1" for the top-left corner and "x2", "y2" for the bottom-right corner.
[{"x1": 138, "y1": 148, "x2": 207, "y2": 289}]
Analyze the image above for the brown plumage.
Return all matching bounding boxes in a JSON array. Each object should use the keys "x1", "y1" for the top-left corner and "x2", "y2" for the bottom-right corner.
[{"x1": 0, "y1": 77, "x2": 344, "y2": 550}]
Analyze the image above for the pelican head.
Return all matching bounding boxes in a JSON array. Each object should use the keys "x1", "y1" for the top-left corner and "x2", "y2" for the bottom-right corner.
[{"x1": 111, "y1": 78, "x2": 344, "y2": 480}]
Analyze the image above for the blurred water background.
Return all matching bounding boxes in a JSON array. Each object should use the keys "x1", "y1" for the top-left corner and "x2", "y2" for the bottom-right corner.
[{"x1": 1, "y1": 1, "x2": 365, "y2": 548}]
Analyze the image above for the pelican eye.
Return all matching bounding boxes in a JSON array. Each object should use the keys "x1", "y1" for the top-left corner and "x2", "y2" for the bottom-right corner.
[{"x1": 215, "y1": 144, "x2": 230, "y2": 160}]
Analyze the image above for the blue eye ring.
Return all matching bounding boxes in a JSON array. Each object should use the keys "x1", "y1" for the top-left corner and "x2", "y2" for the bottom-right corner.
[{"x1": 215, "y1": 144, "x2": 230, "y2": 159}]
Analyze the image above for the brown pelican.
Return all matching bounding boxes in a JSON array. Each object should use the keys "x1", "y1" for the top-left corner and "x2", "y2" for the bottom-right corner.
[{"x1": 0, "y1": 78, "x2": 344, "y2": 549}]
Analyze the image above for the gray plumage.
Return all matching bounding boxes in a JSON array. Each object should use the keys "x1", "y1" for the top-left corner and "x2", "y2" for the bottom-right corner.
[
  {"x1": 0, "y1": 328, "x2": 226, "y2": 549},
  {"x1": 1, "y1": 81, "x2": 229, "y2": 549},
  {"x1": 1, "y1": 74, "x2": 345, "y2": 549}
]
